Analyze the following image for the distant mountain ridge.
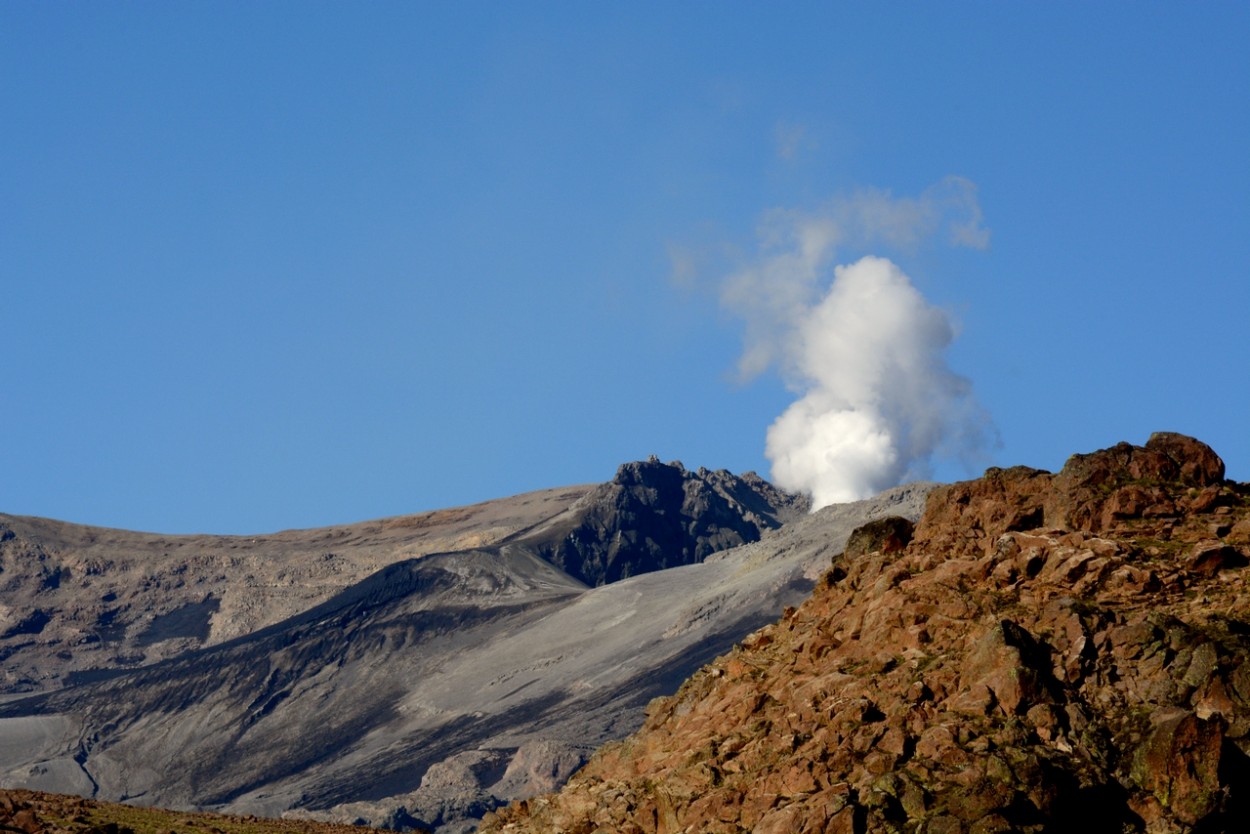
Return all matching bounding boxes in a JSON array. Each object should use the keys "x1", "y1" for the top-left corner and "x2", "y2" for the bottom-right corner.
[
  {"x1": 0, "y1": 459, "x2": 921, "y2": 834},
  {"x1": 0, "y1": 483, "x2": 597, "y2": 694}
]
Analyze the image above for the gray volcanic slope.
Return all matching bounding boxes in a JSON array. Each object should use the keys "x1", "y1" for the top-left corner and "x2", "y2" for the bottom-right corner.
[
  {"x1": 0, "y1": 458, "x2": 798, "y2": 697},
  {"x1": 0, "y1": 472, "x2": 931, "y2": 833},
  {"x1": 0, "y1": 484, "x2": 595, "y2": 694}
]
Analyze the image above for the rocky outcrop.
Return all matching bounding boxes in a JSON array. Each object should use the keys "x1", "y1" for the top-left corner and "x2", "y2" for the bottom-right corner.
[
  {"x1": 517, "y1": 459, "x2": 807, "y2": 586},
  {"x1": 482, "y1": 434, "x2": 1250, "y2": 834},
  {"x1": 316, "y1": 742, "x2": 591, "y2": 834},
  {"x1": 911, "y1": 431, "x2": 1228, "y2": 559}
]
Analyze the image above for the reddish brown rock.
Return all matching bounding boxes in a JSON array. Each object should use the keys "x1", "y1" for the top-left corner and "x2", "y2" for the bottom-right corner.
[
  {"x1": 12, "y1": 808, "x2": 42, "y2": 834},
  {"x1": 482, "y1": 435, "x2": 1250, "y2": 834},
  {"x1": 959, "y1": 619, "x2": 1053, "y2": 715},
  {"x1": 1132, "y1": 710, "x2": 1225, "y2": 824},
  {"x1": 843, "y1": 515, "x2": 914, "y2": 558},
  {"x1": 909, "y1": 465, "x2": 1052, "y2": 559},
  {"x1": 1186, "y1": 540, "x2": 1248, "y2": 575}
]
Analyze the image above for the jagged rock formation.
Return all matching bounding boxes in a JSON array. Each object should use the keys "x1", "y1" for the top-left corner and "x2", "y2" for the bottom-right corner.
[
  {"x1": 481, "y1": 433, "x2": 1250, "y2": 834},
  {"x1": 509, "y1": 459, "x2": 806, "y2": 586},
  {"x1": 0, "y1": 463, "x2": 919, "y2": 833}
]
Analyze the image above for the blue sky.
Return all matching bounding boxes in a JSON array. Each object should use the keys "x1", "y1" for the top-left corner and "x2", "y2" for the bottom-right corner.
[{"x1": 4, "y1": 3, "x2": 1247, "y2": 534}]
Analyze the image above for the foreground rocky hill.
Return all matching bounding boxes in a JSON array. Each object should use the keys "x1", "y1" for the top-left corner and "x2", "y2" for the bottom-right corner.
[
  {"x1": 0, "y1": 462, "x2": 924, "y2": 832},
  {"x1": 482, "y1": 433, "x2": 1250, "y2": 834}
]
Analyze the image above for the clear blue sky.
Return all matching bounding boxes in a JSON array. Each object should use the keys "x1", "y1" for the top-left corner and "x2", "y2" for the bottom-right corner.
[{"x1": 4, "y1": 3, "x2": 1247, "y2": 534}]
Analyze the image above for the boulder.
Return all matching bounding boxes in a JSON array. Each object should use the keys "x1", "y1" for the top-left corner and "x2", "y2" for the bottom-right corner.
[{"x1": 1131, "y1": 710, "x2": 1224, "y2": 825}]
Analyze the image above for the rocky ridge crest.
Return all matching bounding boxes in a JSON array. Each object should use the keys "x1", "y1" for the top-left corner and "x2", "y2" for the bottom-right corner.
[
  {"x1": 514, "y1": 458, "x2": 807, "y2": 587},
  {"x1": 482, "y1": 433, "x2": 1250, "y2": 834}
]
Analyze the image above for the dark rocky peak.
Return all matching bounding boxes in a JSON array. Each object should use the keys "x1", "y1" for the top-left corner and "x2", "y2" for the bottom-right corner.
[
  {"x1": 520, "y1": 460, "x2": 807, "y2": 587},
  {"x1": 614, "y1": 457, "x2": 801, "y2": 527},
  {"x1": 611, "y1": 456, "x2": 690, "y2": 491}
]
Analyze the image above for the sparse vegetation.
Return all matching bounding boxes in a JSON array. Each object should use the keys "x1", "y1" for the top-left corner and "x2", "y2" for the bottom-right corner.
[{"x1": 1, "y1": 790, "x2": 389, "y2": 834}]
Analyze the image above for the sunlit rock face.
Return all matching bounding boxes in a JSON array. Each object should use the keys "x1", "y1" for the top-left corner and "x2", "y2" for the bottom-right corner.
[{"x1": 483, "y1": 434, "x2": 1250, "y2": 834}]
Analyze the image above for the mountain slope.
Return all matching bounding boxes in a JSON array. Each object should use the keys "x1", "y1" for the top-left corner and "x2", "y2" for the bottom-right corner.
[
  {"x1": 2, "y1": 546, "x2": 588, "y2": 810},
  {"x1": 0, "y1": 484, "x2": 595, "y2": 694},
  {"x1": 0, "y1": 460, "x2": 800, "y2": 697},
  {"x1": 0, "y1": 462, "x2": 918, "y2": 833},
  {"x1": 481, "y1": 434, "x2": 1250, "y2": 834}
]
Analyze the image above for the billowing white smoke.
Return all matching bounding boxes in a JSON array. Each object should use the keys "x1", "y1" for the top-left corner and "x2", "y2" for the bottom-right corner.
[
  {"x1": 765, "y1": 256, "x2": 975, "y2": 507},
  {"x1": 715, "y1": 178, "x2": 993, "y2": 510}
]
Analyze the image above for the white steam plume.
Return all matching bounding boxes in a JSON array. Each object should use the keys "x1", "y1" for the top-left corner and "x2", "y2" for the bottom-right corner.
[{"x1": 715, "y1": 178, "x2": 993, "y2": 509}]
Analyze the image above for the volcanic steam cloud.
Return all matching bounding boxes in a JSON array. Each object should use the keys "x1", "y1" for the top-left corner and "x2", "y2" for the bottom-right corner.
[{"x1": 718, "y1": 178, "x2": 994, "y2": 509}]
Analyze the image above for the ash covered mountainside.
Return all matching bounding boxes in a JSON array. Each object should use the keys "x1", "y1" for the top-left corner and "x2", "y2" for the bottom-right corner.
[
  {"x1": 482, "y1": 433, "x2": 1250, "y2": 834},
  {"x1": 1, "y1": 460, "x2": 929, "y2": 832},
  {"x1": 0, "y1": 461, "x2": 799, "y2": 696},
  {"x1": 0, "y1": 483, "x2": 597, "y2": 695}
]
